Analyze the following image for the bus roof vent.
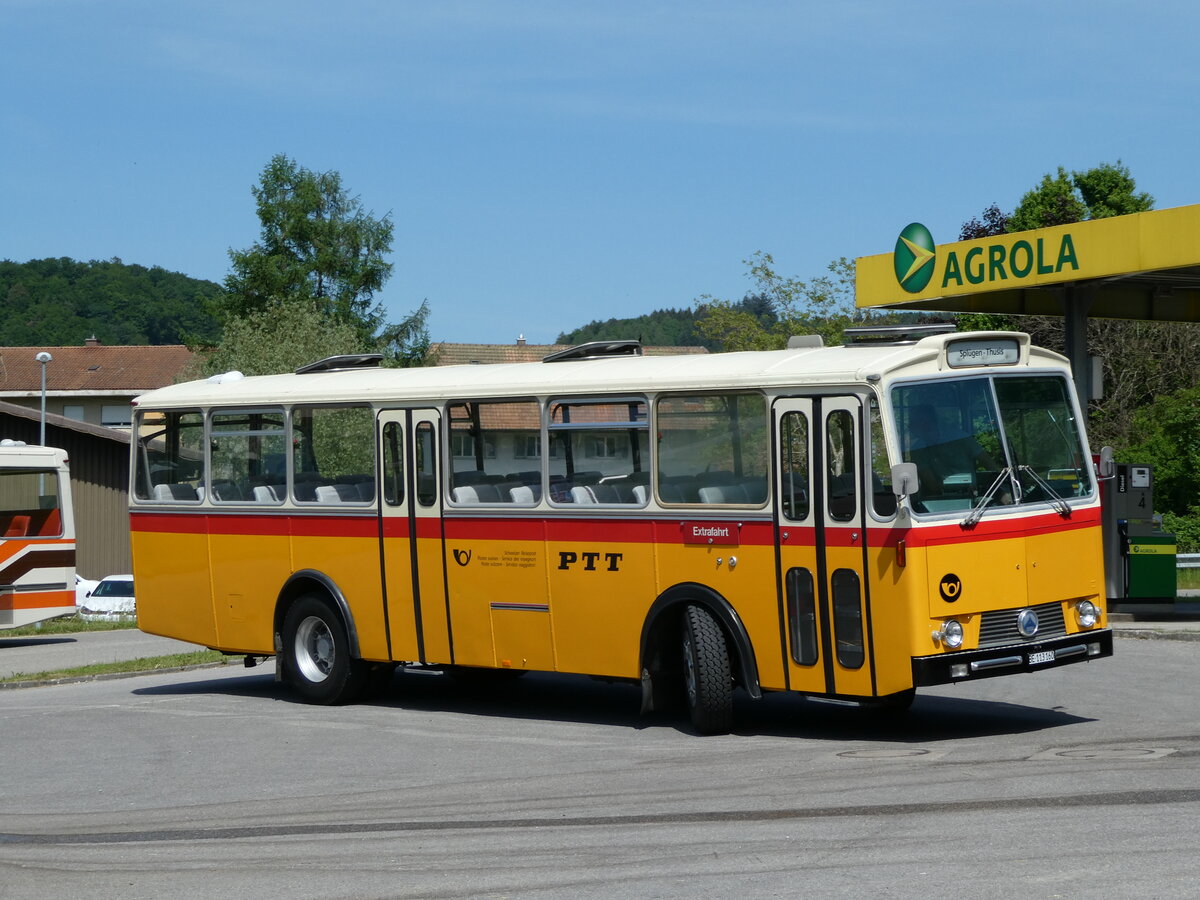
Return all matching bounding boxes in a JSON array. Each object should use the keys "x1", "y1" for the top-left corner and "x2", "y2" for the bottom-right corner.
[
  {"x1": 787, "y1": 335, "x2": 824, "y2": 349},
  {"x1": 842, "y1": 323, "x2": 956, "y2": 345},
  {"x1": 294, "y1": 353, "x2": 385, "y2": 375},
  {"x1": 543, "y1": 340, "x2": 643, "y2": 363}
]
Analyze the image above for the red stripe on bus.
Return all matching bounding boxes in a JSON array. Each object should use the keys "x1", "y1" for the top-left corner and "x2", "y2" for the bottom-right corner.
[
  {"x1": 131, "y1": 506, "x2": 1101, "y2": 549},
  {"x1": 131, "y1": 512, "x2": 378, "y2": 539}
]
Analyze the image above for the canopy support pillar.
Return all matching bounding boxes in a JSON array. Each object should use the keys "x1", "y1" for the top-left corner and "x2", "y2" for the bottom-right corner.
[{"x1": 1062, "y1": 285, "x2": 1094, "y2": 404}]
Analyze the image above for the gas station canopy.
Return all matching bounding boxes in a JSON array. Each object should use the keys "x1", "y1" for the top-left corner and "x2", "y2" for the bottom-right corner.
[{"x1": 855, "y1": 203, "x2": 1200, "y2": 399}]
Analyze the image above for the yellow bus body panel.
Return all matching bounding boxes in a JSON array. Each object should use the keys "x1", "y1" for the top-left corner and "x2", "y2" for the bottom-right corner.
[{"x1": 133, "y1": 529, "x2": 218, "y2": 647}]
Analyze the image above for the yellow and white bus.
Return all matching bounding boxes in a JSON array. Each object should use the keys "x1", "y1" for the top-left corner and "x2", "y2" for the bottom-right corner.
[
  {"x1": 0, "y1": 442, "x2": 76, "y2": 630},
  {"x1": 130, "y1": 327, "x2": 1111, "y2": 733}
]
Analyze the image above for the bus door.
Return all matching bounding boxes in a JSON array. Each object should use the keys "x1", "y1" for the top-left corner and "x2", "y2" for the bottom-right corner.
[
  {"x1": 378, "y1": 409, "x2": 451, "y2": 664},
  {"x1": 774, "y1": 396, "x2": 875, "y2": 698}
]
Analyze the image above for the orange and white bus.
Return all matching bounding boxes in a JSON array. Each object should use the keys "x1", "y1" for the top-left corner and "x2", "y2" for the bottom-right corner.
[
  {"x1": 129, "y1": 327, "x2": 1111, "y2": 733},
  {"x1": 0, "y1": 442, "x2": 76, "y2": 630}
]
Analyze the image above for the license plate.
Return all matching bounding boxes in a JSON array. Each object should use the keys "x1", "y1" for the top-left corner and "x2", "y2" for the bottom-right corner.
[{"x1": 1028, "y1": 650, "x2": 1055, "y2": 665}]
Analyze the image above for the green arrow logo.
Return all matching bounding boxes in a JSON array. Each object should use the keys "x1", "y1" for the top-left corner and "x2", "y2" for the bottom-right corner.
[{"x1": 894, "y1": 223, "x2": 936, "y2": 293}]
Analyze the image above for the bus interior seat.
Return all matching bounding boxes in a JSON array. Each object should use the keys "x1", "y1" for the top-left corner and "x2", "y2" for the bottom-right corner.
[
  {"x1": 253, "y1": 484, "x2": 285, "y2": 503},
  {"x1": 506, "y1": 484, "x2": 536, "y2": 504},
  {"x1": 154, "y1": 483, "x2": 199, "y2": 501},
  {"x1": 570, "y1": 483, "x2": 630, "y2": 504},
  {"x1": 315, "y1": 483, "x2": 365, "y2": 504},
  {"x1": 210, "y1": 480, "x2": 249, "y2": 502},
  {"x1": 452, "y1": 483, "x2": 503, "y2": 504},
  {"x1": 4, "y1": 515, "x2": 31, "y2": 537},
  {"x1": 698, "y1": 484, "x2": 749, "y2": 504}
]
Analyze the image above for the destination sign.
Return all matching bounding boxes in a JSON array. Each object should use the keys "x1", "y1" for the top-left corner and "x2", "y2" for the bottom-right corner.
[{"x1": 945, "y1": 338, "x2": 1020, "y2": 368}]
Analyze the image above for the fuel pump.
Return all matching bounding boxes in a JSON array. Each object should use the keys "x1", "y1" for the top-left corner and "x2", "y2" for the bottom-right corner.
[{"x1": 1101, "y1": 463, "x2": 1177, "y2": 603}]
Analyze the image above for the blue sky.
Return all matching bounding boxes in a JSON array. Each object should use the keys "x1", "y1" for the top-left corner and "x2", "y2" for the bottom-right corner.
[{"x1": 4, "y1": 1, "x2": 1199, "y2": 345}]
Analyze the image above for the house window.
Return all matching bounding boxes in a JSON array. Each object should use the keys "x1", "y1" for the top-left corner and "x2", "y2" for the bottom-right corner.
[
  {"x1": 514, "y1": 434, "x2": 540, "y2": 459},
  {"x1": 101, "y1": 404, "x2": 132, "y2": 427},
  {"x1": 63, "y1": 405, "x2": 85, "y2": 422}
]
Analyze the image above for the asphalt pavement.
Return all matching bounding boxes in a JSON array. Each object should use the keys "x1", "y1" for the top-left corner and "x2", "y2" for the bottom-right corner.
[
  {"x1": 2, "y1": 599, "x2": 1198, "y2": 685},
  {"x1": 0, "y1": 628, "x2": 214, "y2": 682}
]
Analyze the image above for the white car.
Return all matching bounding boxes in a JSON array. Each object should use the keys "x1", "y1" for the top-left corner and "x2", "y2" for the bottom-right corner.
[{"x1": 78, "y1": 574, "x2": 136, "y2": 620}]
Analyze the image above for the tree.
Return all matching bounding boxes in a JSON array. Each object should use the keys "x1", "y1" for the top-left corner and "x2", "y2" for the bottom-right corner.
[
  {"x1": 193, "y1": 301, "x2": 371, "y2": 379},
  {"x1": 1006, "y1": 160, "x2": 1153, "y2": 232},
  {"x1": 694, "y1": 253, "x2": 904, "y2": 351},
  {"x1": 1120, "y1": 384, "x2": 1200, "y2": 550},
  {"x1": 1073, "y1": 161, "x2": 1154, "y2": 220},
  {"x1": 958, "y1": 203, "x2": 1009, "y2": 241},
  {"x1": 0, "y1": 257, "x2": 222, "y2": 346},
  {"x1": 215, "y1": 154, "x2": 430, "y2": 369},
  {"x1": 1006, "y1": 166, "x2": 1087, "y2": 232}
]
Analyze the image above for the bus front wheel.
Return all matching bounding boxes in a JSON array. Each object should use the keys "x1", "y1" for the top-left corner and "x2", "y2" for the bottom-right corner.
[
  {"x1": 282, "y1": 594, "x2": 366, "y2": 704},
  {"x1": 681, "y1": 604, "x2": 733, "y2": 734}
]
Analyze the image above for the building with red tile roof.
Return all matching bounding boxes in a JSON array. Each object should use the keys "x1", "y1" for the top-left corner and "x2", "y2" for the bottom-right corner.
[{"x1": 0, "y1": 338, "x2": 195, "y2": 428}]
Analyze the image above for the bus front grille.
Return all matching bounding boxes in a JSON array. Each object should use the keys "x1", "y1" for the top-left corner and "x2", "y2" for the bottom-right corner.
[{"x1": 977, "y1": 602, "x2": 1066, "y2": 648}]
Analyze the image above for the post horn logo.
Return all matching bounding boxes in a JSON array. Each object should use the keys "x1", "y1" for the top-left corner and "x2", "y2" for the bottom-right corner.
[
  {"x1": 894, "y1": 222, "x2": 936, "y2": 293},
  {"x1": 938, "y1": 573, "x2": 962, "y2": 603},
  {"x1": 452, "y1": 549, "x2": 472, "y2": 567}
]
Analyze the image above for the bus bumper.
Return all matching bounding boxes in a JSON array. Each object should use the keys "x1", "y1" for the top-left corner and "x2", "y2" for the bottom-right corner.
[{"x1": 912, "y1": 629, "x2": 1113, "y2": 686}]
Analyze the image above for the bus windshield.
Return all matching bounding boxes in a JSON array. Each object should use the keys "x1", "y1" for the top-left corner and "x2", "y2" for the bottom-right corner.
[{"x1": 892, "y1": 374, "x2": 1090, "y2": 515}]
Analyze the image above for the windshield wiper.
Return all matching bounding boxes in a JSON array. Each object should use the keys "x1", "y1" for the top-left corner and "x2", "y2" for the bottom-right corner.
[
  {"x1": 1017, "y1": 465, "x2": 1071, "y2": 517},
  {"x1": 961, "y1": 466, "x2": 1014, "y2": 528}
]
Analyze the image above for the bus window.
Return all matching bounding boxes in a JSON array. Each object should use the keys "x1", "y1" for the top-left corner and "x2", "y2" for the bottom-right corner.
[
  {"x1": 548, "y1": 397, "x2": 648, "y2": 505},
  {"x1": 656, "y1": 393, "x2": 768, "y2": 506},
  {"x1": 994, "y1": 376, "x2": 1091, "y2": 501},
  {"x1": 778, "y1": 410, "x2": 810, "y2": 521},
  {"x1": 0, "y1": 469, "x2": 61, "y2": 537},
  {"x1": 134, "y1": 410, "x2": 204, "y2": 502},
  {"x1": 785, "y1": 567, "x2": 817, "y2": 666},
  {"x1": 382, "y1": 421, "x2": 404, "y2": 507},
  {"x1": 210, "y1": 409, "x2": 286, "y2": 503},
  {"x1": 831, "y1": 569, "x2": 864, "y2": 669},
  {"x1": 869, "y1": 396, "x2": 896, "y2": 518},
  {"x1": 415, "y1": 421, "x2": 437, "y2": 507},
  {"x1": 291, "y1": 406, "x2": 376, "y2": 504},
  {"x1": 447, "y1": 400, "x2": 541, "y2": 505},
  {"x1": 826, "y1": 408, "x2": 857, "y2": 521},
  {"x1": 892, "y1": 380, "x2": 1009, "y2": 513}
]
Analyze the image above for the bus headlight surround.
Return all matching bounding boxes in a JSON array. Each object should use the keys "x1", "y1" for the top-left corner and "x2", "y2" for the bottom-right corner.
[
  {"x1": 1076, "y1": 600, "x2": 1099, "y2": 629},
  {"x1": 933, "y1": 619, "x2": 964, "y2": 649}
]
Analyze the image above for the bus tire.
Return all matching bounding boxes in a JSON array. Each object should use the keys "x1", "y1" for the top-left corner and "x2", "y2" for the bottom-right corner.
[
  {"x1": 681, "y1": 604, "x2": 733, "y2": 734},
  {"x1": 282, "y1": 594, "x2": 366, "y2": 705}
]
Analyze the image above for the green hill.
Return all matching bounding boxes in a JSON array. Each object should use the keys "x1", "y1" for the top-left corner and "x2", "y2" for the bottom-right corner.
[
  {"x1": 0, "y1": 257, "x2": 222, "y2": 346},
  {"x1": 558, "y1": 297, "x2": 775, "y2": 350}
]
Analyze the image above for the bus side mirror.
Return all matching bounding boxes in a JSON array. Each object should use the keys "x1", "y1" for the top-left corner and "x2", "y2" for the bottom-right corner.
[
  {"x1": 1097, "y1": 446, "x2": 1116, "y2": 481},
  {"x1": 891, "y1": 462, "x2": 918, "y2": 499}
]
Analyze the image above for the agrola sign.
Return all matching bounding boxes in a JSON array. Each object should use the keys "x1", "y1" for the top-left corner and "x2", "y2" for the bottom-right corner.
[
  {"x1": 893, "y1": 222, "x2": 1079, "y2": 294},
  {"x1": 856, "y1": 204, "x2": 1200, "y2": 316}
]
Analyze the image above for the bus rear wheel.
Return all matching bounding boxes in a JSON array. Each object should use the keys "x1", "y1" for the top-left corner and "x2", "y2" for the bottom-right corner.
[
  {"x1": 681, "y1": 604, "x2": 733, "y2": 735},
  {"x1": 282, "y1": 594, "x2": 366, "y2": 705}
]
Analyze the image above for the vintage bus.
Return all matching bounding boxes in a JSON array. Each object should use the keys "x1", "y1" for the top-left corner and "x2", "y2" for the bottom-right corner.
[
  {"x1": 0, "y1": 442, "x2": 76, "y2": 630},
  {"x1": 129, "y1": 327, "x2": 1111, "y2": 733}
]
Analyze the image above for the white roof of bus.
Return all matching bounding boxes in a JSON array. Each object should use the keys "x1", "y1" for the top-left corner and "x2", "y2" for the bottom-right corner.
[
  {"x1": 134, "y1": 332, "x2": 1069, "y2": 409},
  {"x1": 0, "y1": 443, "x2": 70, "y2": 467}
]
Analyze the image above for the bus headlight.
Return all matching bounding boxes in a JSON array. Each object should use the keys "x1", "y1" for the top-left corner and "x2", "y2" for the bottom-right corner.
[
  {"x1": 933, "y1": 619, "x2": 964, "y2": 649},
  {"x1": 1075, "y1": 600, "x2": 1099, "y2": 629}
]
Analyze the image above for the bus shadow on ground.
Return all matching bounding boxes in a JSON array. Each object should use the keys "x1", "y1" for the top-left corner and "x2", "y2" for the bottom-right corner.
[
  {"x1": 0, "y1": 636, "x2": 77, "y2": 650},
  {"x1": 135, "y1": 666, "x2": 1093, "y2": 741}
]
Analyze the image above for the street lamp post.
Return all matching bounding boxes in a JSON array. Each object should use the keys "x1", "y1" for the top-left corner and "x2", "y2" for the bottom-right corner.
[{"x1": 35, "y1": 351, "x2": 52, "y2": 446}]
